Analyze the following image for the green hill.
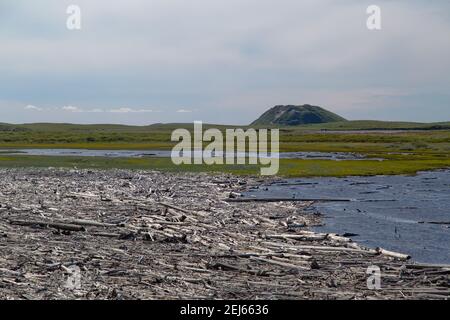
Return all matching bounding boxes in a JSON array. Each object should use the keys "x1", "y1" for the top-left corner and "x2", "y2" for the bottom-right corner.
[{"x1": 251, "y1": 105, "x2": 347, "y2": 126}]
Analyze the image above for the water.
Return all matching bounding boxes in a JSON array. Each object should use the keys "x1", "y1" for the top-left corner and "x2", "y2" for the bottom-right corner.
[
  {"x1": 0, "y1": 149, "x2": 383, "y2": 160},
  {"x1": 245, "y1": 170, "x2": 450, "y2": 264},
  {"x1": 0, "y1": 149, "x2": 169, "y2": 158}
]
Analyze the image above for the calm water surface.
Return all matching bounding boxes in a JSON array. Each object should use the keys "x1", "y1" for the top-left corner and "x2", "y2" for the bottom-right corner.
[{"x1": 245, "y1": 170, "x2": 450, "y2": 264}]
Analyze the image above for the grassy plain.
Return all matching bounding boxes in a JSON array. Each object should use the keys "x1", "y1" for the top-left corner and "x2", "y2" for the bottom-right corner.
[
  {"x1": 0, "y1": 155, "x2": 449, "y2": 178},
  {"x1": 0, "y1": 122, "x2": 449, "y2": 177}
]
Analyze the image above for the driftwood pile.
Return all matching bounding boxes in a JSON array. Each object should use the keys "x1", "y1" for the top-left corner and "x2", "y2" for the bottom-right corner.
[{"x1": 0, "y1": 168, "x2": 448, "y2": 300}]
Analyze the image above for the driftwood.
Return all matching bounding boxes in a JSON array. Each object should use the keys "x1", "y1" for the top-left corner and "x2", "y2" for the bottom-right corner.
[
  {"x1": 376, "y1": 247, "x2": 411, "y2": 261},
  {"x1": 225, "y1": 197, "x2": 352, "y2": 203},
  {"x1": 265, "y1": 232, "x2": 354, "y2": 243},
  {"x1": 55, "y1": 219, "x2": 118, "y2": 228},
  {"x1": 0, "y1": 168, "x2": 446, "y2": 300},
  {"x1": 9, "y1": 219, "x2": 86, "y2": 232}
]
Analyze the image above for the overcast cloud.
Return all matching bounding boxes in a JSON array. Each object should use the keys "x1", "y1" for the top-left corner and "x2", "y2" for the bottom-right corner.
[{"x1": 1, "y1": 0, "x2": 449, "y2": 124}]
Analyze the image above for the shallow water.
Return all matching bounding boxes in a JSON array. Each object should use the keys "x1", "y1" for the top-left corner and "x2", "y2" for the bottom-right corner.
[
  {"x1": 245, "y1": 170, "x2": 450, "y2": 264},
  {"x1": 0, "y1": 149, "x2": 382, "y2": 161}
]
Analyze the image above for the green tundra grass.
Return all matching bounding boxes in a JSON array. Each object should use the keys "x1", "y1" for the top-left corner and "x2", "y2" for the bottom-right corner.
[
  {"x1": 0, "y1": 155, "x2": 449, "y2": 178},
  {"x1": 0, "y1": 122, "x2": 449, "y2": 177}
]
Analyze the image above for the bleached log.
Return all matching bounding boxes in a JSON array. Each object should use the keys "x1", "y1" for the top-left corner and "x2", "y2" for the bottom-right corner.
[
  {"x1": 225, "y1": 197, "x2": 352, "y2": 203},
  {"x1": 376, "y1": 247, "x2": 411, "y2": 260},
  {"x1": 55, "y1": 218, "x2": 117, "y2": 228}
]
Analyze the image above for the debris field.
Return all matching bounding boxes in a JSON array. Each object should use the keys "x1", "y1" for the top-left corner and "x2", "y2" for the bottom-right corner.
[{"x1": 0, "y1": 168, "x2": 448, "y2": 299}]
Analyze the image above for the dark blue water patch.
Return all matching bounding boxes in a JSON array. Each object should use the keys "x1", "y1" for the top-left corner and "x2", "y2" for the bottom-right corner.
[{"x1": 244, "y1": 170, "x2": 450, "y2": 264}]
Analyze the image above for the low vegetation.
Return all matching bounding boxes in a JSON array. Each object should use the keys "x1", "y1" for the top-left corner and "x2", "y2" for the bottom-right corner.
[{"x1": 0, "y1": 122, "x2": 449, "y2": 177}]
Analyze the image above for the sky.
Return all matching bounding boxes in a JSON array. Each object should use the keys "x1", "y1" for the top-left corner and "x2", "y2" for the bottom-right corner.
[{"x1": 1, "y1": 0, "x2": 450, "y2": 125}]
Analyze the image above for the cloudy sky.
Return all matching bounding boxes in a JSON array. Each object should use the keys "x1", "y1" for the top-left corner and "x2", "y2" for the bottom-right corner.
[{"x1": 1, "y1": 0, "x2": 450, "y2": 125}]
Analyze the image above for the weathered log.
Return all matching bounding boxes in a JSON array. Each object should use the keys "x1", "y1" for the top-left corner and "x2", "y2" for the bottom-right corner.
[
  {"x1": 261, "y1": 241, "x2": 377, "y2": 254},
  {"x1": 225, "y1": 197, "x2": 352, "y2": 203},
  {"x1": 405, "y1": 262, "x2": 450, "y2": 269},
  {"x1": 265, "y1": 233, "x2": 328, "y2": 241},
  {"x1": 55, "y1": 218, "x2": 118, "y2": 228},
  {"x1": 9, "y1": 219, "x2": 86, "y2": 232},
  {"x1": 376, "y1": 247, "x2": 411, "y2": 260}
]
